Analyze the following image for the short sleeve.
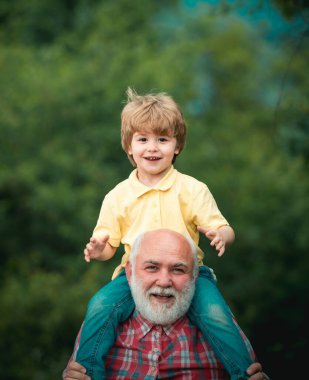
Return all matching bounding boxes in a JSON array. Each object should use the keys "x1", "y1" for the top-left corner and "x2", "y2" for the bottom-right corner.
[
  {"x1": 191, "y1": 183, "x2": 229, "y2": 229},
  {"x1": 92, "y1": 192, "x2": 121, "y2": 248}
]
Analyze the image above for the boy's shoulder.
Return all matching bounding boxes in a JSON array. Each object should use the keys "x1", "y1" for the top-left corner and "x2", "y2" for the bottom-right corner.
[
  {"x1": 107, "y1": 176, "x2": 131, "y2": 195},
  {"x1": 176, "y1": 169, "x2": 208, "y2": 188},
  {"x1": 101, "y1": 172, "x2": 132, "y2": 201}
]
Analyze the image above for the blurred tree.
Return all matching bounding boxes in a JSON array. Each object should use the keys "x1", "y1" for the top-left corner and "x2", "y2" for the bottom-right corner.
[
  {"x1": 272, "y1": 30, "x2": 309, "y2": 165},
  {"x1": 0, "y1": 0, "x2": 100, "y2": 46},
  {"x1": 271, "y1": 0, "x2": 309, "y2": 19}
]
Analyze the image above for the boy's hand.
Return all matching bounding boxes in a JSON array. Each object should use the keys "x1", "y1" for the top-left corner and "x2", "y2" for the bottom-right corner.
[
  {"x1": 84, "y1": 235, "x2": 110, "y2": 262},
  {"x1": 197, "y1": 226, "x2": 226, "y2": 257}
]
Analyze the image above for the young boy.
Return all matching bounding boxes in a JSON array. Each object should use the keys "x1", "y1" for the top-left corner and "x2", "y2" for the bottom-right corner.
[{"x1": 75, "y1": 88, "x2": 254, "y2": 379}]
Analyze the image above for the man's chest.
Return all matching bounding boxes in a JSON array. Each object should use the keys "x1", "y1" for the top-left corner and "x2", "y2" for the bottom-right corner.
[{"x1": 105, "y1": 324, "x2": 229, "y2": 380}]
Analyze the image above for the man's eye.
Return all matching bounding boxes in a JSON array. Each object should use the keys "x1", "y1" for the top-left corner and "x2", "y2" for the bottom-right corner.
[
  {"x1": 172, "y1": 268, "x2": 185, "y2": 274},
  {"x1": 145, "y1": 266, "x2": 158, "y2": 271}
]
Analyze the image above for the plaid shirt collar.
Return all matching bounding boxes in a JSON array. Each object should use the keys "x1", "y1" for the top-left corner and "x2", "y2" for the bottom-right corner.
[{"x1": 130, "y1": 309, "x2": 188, "y2": 340}]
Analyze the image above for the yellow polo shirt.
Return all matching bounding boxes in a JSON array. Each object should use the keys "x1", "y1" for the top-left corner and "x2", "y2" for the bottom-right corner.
[{"x1": 93, "y1": 166, "x2": 229, "y2": 279}]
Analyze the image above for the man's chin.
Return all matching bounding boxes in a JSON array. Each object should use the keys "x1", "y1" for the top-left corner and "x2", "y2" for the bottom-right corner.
[
  {"x1": 143, "y1": 309, "x2": 179, "y2": 325},
  {"x1": 130, "y1": 273, "x2": 196, "y2": 325},
  {"x1": 145, "y1": 301, "x2": 181, "y2": 324}
]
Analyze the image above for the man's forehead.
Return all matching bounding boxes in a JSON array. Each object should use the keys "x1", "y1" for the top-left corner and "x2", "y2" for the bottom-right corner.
[
  {"x1": 137, "y1": 240, "x2": 192, "y2": 264},
  {"x1": 141, "y1": 258, "x2": 189, "y2": 266},
  {"x1": 142, "y1": 231, "x2": 187, "y2": 247}
]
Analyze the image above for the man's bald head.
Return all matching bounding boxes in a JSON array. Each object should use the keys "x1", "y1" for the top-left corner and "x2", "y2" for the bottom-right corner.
[{"x1": 130, "y1": 229, "x2": 198, "y2": 277}]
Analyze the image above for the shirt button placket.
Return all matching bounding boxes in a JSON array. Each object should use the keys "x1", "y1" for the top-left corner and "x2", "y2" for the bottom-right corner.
[
  {"x1": 150, "y1": 326, "x2": 162, "y2": 375},
  {"x1": 152, "y1": 192, "x2": 160, "y2": 227}
]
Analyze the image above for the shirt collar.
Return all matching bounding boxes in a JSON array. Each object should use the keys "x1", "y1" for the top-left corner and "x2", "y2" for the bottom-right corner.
[
  {"x1": 128, "y1": 166, "x2": 177, "y2": 198},
  {"x1": 132, "y1": 310, "x2": 189, "y2": 340}
]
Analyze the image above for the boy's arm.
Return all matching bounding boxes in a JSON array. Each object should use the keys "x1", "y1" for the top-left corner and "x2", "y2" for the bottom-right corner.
[
  {"x1": 197, "y1": 225, "x2": 235, "y2": 257},
  {"x1": 84, "y1": 235, "x2": 117, "y2": 262}
]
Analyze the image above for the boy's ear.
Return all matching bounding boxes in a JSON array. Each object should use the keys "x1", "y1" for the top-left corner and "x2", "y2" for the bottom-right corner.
[{"x1": 125, "y1": 262, "x2": 132, "y2": 285}]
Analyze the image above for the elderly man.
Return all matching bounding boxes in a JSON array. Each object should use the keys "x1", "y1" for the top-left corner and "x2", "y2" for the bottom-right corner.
[{"x1": 64, "y1": 229, "x2": 269, "y2": 380}]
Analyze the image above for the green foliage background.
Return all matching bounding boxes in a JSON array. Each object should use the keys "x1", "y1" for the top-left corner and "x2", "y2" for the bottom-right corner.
[{"x1": 0, "y1": 1, "x2": 308, "y2": 379}]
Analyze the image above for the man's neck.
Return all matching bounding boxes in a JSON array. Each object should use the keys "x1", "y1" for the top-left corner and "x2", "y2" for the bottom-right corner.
[{"x1": 134, "y1": 309, "x2": 187, "y2": 331}]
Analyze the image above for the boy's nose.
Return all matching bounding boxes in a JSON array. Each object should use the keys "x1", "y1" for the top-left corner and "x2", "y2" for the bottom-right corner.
[{"x1": 147, "y1": 141, "x2": 158, "y2": 151}]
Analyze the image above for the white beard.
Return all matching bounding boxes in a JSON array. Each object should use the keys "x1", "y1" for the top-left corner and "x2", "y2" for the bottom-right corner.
[{"x1": 130, "y1": 274, "x2": 195, "y2": 325}]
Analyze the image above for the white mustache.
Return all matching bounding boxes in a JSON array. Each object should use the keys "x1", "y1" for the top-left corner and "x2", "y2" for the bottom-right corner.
[{"x1": 147, "y1": 286, "x2": 177, "y2": 297}]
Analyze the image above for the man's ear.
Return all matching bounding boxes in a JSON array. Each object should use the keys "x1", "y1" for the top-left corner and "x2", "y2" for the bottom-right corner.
[{"x1": 125, "y1": 261, "x2": 132, "y2": 285}]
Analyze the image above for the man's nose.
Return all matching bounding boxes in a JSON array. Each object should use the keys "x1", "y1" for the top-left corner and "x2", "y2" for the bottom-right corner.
[{"x1": 155, "y1": 269, "x2": 172, "y2": 287}]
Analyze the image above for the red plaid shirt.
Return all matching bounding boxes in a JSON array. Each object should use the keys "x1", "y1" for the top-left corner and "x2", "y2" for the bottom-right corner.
[{"x1": 69, "y1": 311, "x2": 256, "y2": 379}]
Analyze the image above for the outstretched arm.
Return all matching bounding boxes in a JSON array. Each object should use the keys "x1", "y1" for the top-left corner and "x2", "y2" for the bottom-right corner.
[{"x1": 197, "y1": 225, "x2": 235, "y2": 257}]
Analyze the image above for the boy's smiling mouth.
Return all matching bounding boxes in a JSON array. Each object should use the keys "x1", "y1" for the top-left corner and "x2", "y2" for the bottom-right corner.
[{"x1": 145, "y1": 156, "x2": 161, "y2": 161}]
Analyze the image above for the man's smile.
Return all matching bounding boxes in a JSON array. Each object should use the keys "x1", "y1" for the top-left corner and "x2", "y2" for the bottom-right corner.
[{"x1": 148, "y1": 288, "x2": 176, "y2": 304}]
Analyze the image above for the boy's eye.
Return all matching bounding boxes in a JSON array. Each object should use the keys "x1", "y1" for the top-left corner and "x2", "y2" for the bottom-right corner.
[
  {"x1": 158, "y1": 137, "x2": 168, "y2": 142},
  {"x1": 137, "y1": 137, "x2": 147, "y2": 142}
]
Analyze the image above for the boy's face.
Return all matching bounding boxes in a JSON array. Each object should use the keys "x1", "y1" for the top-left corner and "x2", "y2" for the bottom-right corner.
[{"x1": 128, "y1": 132, "x2": 179, "y2": 185}]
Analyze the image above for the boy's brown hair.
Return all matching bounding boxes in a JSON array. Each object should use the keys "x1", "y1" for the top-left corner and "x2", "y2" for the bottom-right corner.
[{"x1": 121, "y1": 87, "x2": 187, "y2": 165}]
